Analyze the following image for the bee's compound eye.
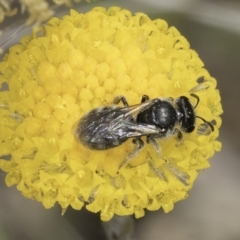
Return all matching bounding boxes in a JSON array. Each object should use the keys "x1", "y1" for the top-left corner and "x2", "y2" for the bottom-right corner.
[{"x1": 184, "y1": 125, "x2": 195, "y2": 133}]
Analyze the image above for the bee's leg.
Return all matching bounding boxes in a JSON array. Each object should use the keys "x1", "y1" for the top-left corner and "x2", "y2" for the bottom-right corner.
[
  {"x1": 118, "y1": 137, "x2": 144, "y2": 169},
  {"x1": 141, "y1": 95, "x2": 149, "y2": 103},
  {"x1": 166, "y1": 163, "x2": 190, "y2": 186},
  {"x1": 189, "y1": 80, "x2": 210, "y2": 94},
  {"x1": 146, "y1": 136, "x2": 162, "y2": 158},
  {"x1": 147, "y1": 154, "x2": 167, "y2": 181},
  {"x1": 174, "y1": 128, "x2": 183, "y2": 141},
  {"x1": 147, "y1": 137, "x2": 189, "y2": 185},
  {"x1": 145, "y1": 139, "x2": 167, "y2": 181},
  {"x1": 113, "y1": 96, "x2": 129, "y2": 107},
  {"x1": 10, "y1": 112, "x2": 24, "y2": 122},
  {"x1": 147, "y1": 136, "x2": 174, "y2": 163}
]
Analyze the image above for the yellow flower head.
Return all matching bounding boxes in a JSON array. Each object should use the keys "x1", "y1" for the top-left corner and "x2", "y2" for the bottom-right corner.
[{"x1": 0, "y1": 7, "x2": 222, "y2": 221}]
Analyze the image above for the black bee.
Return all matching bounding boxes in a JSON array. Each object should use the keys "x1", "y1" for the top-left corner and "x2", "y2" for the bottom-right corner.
[{"x1": 74, "y1": 94, "x2": 214, "y2": 169}]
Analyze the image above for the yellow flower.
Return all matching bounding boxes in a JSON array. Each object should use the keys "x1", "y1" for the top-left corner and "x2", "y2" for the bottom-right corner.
[{"x1": 0, "y1": 7, "x2": 222, "y2": 221}]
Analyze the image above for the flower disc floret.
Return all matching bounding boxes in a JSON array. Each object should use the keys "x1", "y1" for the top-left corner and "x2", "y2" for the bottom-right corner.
[{"x1": 0, "y1": 7, "x2": 222, "y2": 221}]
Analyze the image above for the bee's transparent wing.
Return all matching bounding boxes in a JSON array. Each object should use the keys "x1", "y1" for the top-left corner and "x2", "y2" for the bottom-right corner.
[
  {"x1": 119, "y1": 121, "x2": 160, "y2": 138},
  {"x1": 109, "y1": 100, "x2": 155, "y2": 128},
  {"x1": 74, "y1": 99, "x2": 160, "y2": 145},
  {"x1": 109, "y1": 100, "x2": 161, "y2": 139}
]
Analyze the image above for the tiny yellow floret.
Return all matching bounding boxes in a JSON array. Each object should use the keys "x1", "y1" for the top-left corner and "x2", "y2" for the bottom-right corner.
[{"x1": 0, "y1": 7, "x2": 222, "y2": 221}]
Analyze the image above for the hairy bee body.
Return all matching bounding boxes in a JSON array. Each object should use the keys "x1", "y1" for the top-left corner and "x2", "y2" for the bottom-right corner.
[{"x1": 73, "y1": 94, "x2": 214, "y2": 169}]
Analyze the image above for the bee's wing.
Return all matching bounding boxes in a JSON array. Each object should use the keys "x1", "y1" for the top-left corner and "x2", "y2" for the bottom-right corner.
[
  {"x1": 73, "y1": 105, "x2": 141, "y2": 139},
  {"x1": 109, "y1": 100, "x2": 156, "y2": 128},
  {"x1": 109, "y1": 100, "x2": 161, "y2": 139},
  {"x1": 121, "y1": 100, "x2": 155, "y2": 118},
  {"x1": 119, "y1": 121, "x2": 160, "y2": 138},
  {"x1": 73, "y1": 107, "x2": 118, "y2": 135},
  {"x1": 74, "y1": 100, "x2": 159, "y2": 143}
]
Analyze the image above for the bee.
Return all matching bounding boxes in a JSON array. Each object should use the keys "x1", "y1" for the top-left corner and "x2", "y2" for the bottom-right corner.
[{"x1": 73, "y1": 94, "x2": 214, "y2": 169}]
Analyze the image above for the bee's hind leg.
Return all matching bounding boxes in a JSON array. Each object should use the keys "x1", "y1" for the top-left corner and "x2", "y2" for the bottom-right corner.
[
  {"x1": 118, "y1": 137, "x2": 144, "y2": 170},
  {"x1": 147, "y1": 136, "x2": 190, "y2": 185}
]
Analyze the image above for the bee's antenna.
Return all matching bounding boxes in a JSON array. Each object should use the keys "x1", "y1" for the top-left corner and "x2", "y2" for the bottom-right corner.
[
  {"x1": 190, "y1": 93, "x2": 200, "y2": 109},
  {"x1": 196, "y1": 116, "x2": 214, "y2": 132},
  {"x1": 190, "y1": 93, "x2": 214, "y2": 132}
]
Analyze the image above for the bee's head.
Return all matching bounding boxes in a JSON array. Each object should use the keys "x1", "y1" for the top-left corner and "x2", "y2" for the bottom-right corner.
[
  {"x1": 176, "y1": 94, "x2": 214, "y2": 133},
  {"x1": 176, "y1": 96, "x2": 195, "y2": 133}
]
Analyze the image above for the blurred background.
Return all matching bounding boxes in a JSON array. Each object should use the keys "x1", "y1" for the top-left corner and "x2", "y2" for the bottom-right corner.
[{"x1": 1, "y1": 0, "x2": 240, "y2": 239}]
